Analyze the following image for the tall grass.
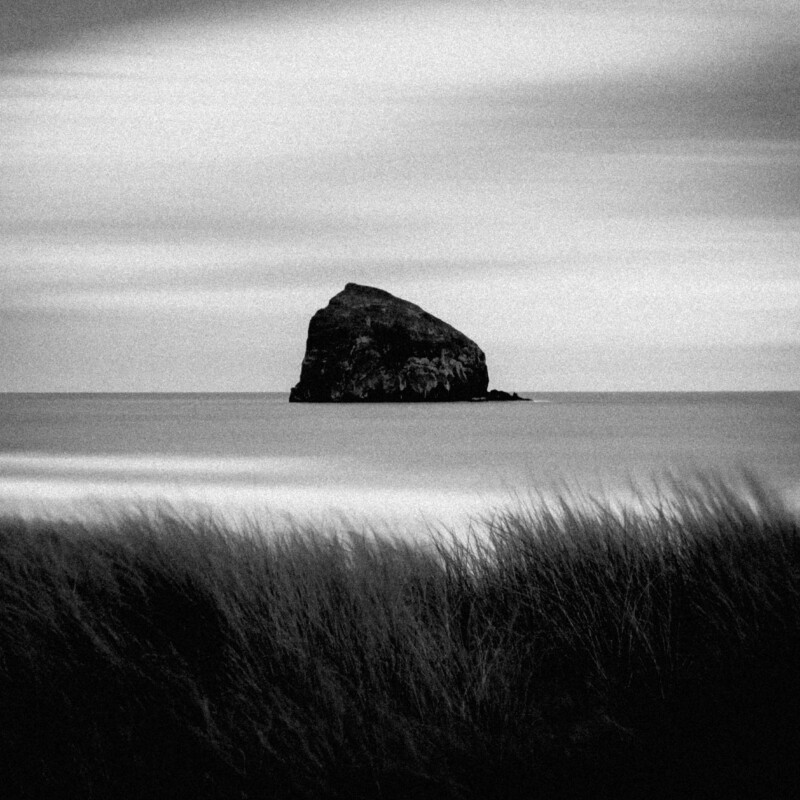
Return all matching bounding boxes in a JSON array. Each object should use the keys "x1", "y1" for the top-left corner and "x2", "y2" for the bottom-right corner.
[{"x1": 1, "y1": 475, "x2": 799, "y2": 799}]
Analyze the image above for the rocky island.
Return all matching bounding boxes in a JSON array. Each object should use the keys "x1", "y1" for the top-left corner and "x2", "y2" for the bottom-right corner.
[{"x1": 289, "y1": 283, "x2": 528, "y2": 402}]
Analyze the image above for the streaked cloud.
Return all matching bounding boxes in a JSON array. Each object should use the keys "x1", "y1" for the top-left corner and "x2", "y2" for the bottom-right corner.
[{"x1": 1, "y1": 0, "x2": 798, "y2": 390}]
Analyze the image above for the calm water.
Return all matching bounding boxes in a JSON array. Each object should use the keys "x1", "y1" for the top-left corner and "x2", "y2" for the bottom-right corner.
[{"x1": 1, "y1": 393, "x2": 798, "y2": 529}]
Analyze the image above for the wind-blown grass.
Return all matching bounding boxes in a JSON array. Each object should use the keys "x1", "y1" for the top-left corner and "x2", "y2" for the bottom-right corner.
[{"x1": 1, "y1": 475, "x2": 799, "y2": 799}]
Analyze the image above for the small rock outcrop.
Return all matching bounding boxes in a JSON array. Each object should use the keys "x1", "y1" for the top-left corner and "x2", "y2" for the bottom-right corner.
[
  {"x1": 290, "y1": 284, "x2": 528, "y2": 402},
  {"x1": 482, "y1": 389, "x2": 528, "y2": 402}
]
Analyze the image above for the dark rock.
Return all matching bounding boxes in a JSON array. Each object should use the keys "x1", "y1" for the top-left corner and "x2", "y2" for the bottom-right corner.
[
  {"x1": 482, "y1": 389, "x2": 530, "y2": 402},
  {"x1": 290, "y1": 283, "x2": 490, "y2": 402}
]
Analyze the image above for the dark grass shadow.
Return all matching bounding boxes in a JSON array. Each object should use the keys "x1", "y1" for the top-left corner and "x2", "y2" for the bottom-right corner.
[{"x1": 1, "y1": 472, "x2": 799, "y2": 799}]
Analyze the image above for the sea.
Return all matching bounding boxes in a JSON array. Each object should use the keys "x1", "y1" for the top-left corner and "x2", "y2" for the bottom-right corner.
[{"x1": 1, "y1": 392, "x2": 798, "y2": 532}]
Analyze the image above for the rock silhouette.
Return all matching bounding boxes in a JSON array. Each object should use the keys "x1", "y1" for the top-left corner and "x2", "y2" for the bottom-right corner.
[{"x1": 290, "y1": 283, "x2": 500, "y2": 402}]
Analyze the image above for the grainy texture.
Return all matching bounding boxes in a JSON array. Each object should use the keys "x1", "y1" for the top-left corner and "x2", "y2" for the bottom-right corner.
[{"x1": 2, "y1": 476, "x2": 800, "y2": 799}]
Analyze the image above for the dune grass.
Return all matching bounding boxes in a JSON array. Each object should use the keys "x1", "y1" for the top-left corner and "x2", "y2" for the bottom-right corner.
[{"x1": 1, "y1": 475, "x2": 800, "y2": 799}]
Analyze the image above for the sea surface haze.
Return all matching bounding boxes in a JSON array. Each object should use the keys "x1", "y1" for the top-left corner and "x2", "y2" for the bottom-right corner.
[{"x1": 1, "y1": 392, "x2": 798, "y2": 529}]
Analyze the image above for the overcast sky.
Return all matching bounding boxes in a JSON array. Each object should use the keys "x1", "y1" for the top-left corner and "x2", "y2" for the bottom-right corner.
[{"x1": 1, "y1": 0, "x2": 798, "y2": 391}]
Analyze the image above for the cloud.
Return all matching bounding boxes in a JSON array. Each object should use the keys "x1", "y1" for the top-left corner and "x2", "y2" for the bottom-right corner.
[
  {"x1": 2, "y1": 287, "x2": 314, "y2": 312},
  {"x1": 0, "y1": 0, "x2": 292, "y2": 56},
  {"x1": 2, "y1": 0, "x2": 799, "y2": 390}
]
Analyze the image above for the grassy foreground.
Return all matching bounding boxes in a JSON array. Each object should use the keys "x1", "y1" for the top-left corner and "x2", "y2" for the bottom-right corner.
[{"x1": 2, "y1": 477, "x2": 800, "y2": 799}]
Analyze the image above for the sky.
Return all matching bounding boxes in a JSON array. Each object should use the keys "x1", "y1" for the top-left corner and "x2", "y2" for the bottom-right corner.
[{"x1": 1, "y1": 0, "x2": 799, "y2": 392}]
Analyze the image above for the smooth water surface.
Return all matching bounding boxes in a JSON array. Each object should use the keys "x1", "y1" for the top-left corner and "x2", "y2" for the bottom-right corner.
[{"x1": 1, "y1": 393, "x2": 798, "y2": 528}]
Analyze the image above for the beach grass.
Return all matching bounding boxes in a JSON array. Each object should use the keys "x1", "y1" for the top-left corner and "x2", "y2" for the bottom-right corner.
[{"x1": 1, "y1": 474, "x2": 799, "y2": 799}]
